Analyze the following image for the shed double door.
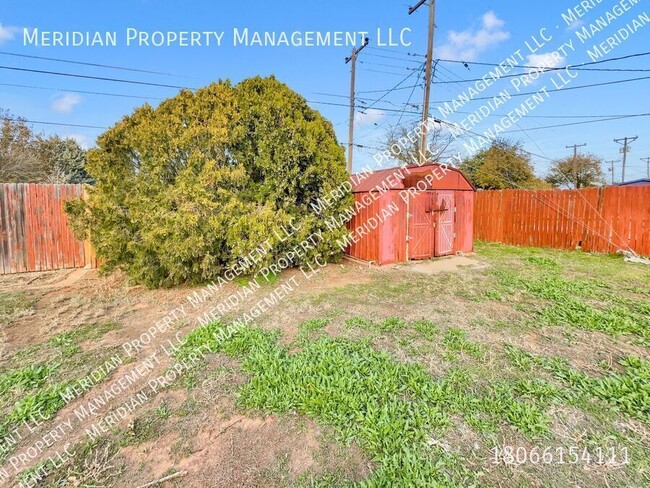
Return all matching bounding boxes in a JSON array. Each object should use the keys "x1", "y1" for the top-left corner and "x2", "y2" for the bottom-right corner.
[{"x1": 408, "y1": 191, "x2": 455, "y2": 259}]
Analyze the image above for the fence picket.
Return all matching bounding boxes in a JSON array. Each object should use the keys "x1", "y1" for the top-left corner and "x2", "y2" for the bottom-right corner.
[
  {"x1": 475, "y1": 187, "x2": 650, "y2": 256},
  {"x1": 0, "y1": 183, "x2": 94, "y2": 274}
]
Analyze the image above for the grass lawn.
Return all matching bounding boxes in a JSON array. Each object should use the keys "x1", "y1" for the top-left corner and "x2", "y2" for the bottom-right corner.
[
  {"x1": 170, "y1": 242, "x2": 649, "y2": 487},
  {"x1": 0, "y1": 242, "x2": 648, "y2": 487}
]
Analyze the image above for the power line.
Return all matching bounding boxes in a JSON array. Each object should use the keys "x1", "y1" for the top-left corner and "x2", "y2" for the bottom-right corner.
[
  {"x1": 0, "y1": 82, "x2": 163, "y2": 101},
  {"x1": 2, "y1": 75, "x2": 635, "y2": 122},
  {"x1": 355, "y1": 65, "x2": 426, "y2": 144},
  {"x1": 357, "y1": 51, "x2": 650, "y2": 94},
  {"x1": 358, "y1": 67, "x2": 418, "y2": 76},
  {"x1": 0, "y1": 51, "x2": 184, "y2": 77},
  {"x1": 432, "y1": 65, "x2": 650, "y2": 85},
  {"x1": 453, "y1": 111, "x2": 641, "y2": 120},
  {"x1": 353, "y1": 143, "x2": 383, "y2": 151},
  {"x1": 0, "y1": 64, "x2": 194, "y2": 90},
  {"x1": 438, "y1": 51, "x2": 650, "y2": 70},
  {"x1": 309, "y1": 98, "x2": 650, "y2": 127},
  {"x1": 437, "y1": 63, "x2": 554, "y2": 163},
  {"x1": 433, "y1": 74, "x2": 650, "y2": 104},
  {"x1": 363, "y1": 52, "x2": 423, "y2": 64},
  {"x1": 397, "y1": 65, "x2": 425, "y2": 127},
  {"x1": 359, "y1": 60, "x2": 419, "y2": 71},
  {"x1": 1, "y1": 116, "x2": 108, "y2": 130},
  {"x1": 356, "y1": 63, "x2": 423, "y2": 113},
  {"x1": 360, "y1": 72, "x2": 650, "y2": 97},
  {"x1": 435, "y1": 64, "x2": 471, "y2": 89},
  {"x1": 499, "y1": 114, "x2": 650, "y2": 134},
  {"x1": 357, "y1": 85, "x2": 420, "y2": 94},
  {"x1": 312, "y1": 91, "x2": 349, "y2": 99},
  {"x1": 366, "y1": 46, "x2": 425, "y2": 57},
  {"x1": 431, "y1": 68, "x2": 646, "y2": 120},
  {"x1": 436, "y1": 119, "x2": 549, "y2": 161}
]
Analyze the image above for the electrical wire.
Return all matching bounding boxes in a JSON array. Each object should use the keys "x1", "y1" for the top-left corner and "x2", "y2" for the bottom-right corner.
[
  {"x1": 308, "y1": 99, "x2": 650, "y2": 128},
  {"x1": 0, "y1": 82, "x2": 163, "y2": 101},
  {"x1": 0, "y1": 51, "x2": 185, "y2": 77},
  {"x1": 356, "y1": 63, "x2": 423, "y2": 113},
  {"x1": 433, "y1": 66, "x2": 650, "y2": 84},
  {"x1": 359, "y1": 60, "x2": 419, "y2": 71},
  {"x1": 364, "y1": 53, "x2": 423, "y2": 64},
  {"x1": 499, "y1": 113, "x2": 650, "y2": 134},
  {"x1": 366, "y1": 47, "x2": 425, "y2": 57},
  {"x1": 0, "y1": 65, "x2": 194, "y2": 90},
  {"x1": 1, "y1": 116, "x2": 107, "y2": 129},
  {"x1": 438, "y1": 51, "x2": 650, "y2": 70},
  {"x1": 357, "y1": 51, "x2": 650, "y2": 94},
  {"x1": 432, "y1": 74, "x2": 650, "y2": 104},
  {"x1": 358, "y1": 68, "x2": 418, "y2": 76}
]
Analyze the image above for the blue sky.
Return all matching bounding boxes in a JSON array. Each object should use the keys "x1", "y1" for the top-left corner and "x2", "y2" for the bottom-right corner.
[{"x1": 0, "y1": 0, "x2": 649, "y2": 181}]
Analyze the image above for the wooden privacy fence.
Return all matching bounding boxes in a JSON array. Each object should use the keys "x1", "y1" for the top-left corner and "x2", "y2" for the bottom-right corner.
[
  {"x1": 0, "y1": 183, "x2": 97, "y2": 274},
  {"x1": 474, "y1": 186, "x2": 650, "y2": 256}
]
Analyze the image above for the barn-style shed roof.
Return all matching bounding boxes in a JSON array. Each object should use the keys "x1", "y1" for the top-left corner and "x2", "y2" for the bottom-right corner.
[{"x1": 350, "y1": 163, "x2": 474, "y2": 193}]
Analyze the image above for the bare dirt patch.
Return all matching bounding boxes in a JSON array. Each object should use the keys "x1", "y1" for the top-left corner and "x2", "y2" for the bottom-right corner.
[
  {"x1": 0, "y1": 264, "x2": 375, "y2": 486},
  {"x1": 397, "y1": 255, "x2": 486, "y2": 274}
]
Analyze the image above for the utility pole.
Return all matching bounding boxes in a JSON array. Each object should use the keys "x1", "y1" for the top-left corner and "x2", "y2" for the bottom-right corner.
[
  {"x1": 565, "y1": 143, "x2": 586, "y2": 188},
  {"x1": 345, "y1": 37, "x2": 369, "y2": 174},
  {"x1": 605, "y1": 160, "x2": 617, "y2": 185},
  {"x1": 641, "y1": 157, "x2": 650, "y2": 179},
  {"x1": 614, "y1": 136, "x2": 638, "y2": 183},
  {"x1": 409, "y1": 0, "x2": 436, "y2": 165}
]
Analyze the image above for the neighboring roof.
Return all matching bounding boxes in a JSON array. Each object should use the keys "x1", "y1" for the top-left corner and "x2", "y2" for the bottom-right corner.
[
  {"x1": 617, "y1": 178, "x2": 650, "y2": 186},
  {"x1": 350, "y1": 162, "x2": 474, "y2": 193}
]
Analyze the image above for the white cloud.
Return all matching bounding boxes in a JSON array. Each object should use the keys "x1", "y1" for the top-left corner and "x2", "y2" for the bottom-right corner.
[
  {"x1": 481, "y1": 11, "x2": 505, "y2": 30},
  {"x1": 527, "y1": 52, "x2": 565, "y2": 69},
  {"x1": 51, "y1": 93, "x2": 82, "y2": 113},
  {"x1": 355, "y1": 108, "x2": 384, "y2": 126},
  {"x1": 65, "y1": 134, "x2": 92, "y2": 149},
  {"x1": 518, "y1": 51, "x2": 566, "y2": 86},
  {"x1": 436, "y1": 11, "x2": 510, "y2": 61},
  {"x1": 567, "y1": 19, "x2": 585, "y2": 32},
  {"x1": 0, "y1": 23, "x2": 19, "y2": 45}
]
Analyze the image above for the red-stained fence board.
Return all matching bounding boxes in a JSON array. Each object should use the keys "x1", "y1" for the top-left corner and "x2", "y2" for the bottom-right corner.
[
  {"x1": 0, "y1": 183, "x2": 95, "y2": 274},
  {"x1": 474, "y1": 187, "x2": 650, "y2": 256}
]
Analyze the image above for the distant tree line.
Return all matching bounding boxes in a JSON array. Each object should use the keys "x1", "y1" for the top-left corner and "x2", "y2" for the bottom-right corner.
[
  {"x1": 0, "y1": 111, "x2": 92, "y2": 184},
  {"x1": 459, "y1": 140, "x2": 605, "y2": 190},
  {"x1": 380, "y1": 124, "x2": 605, "y2": 190}
]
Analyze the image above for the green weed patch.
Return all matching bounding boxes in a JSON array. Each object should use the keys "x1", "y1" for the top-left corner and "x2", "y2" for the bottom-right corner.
[
  {"x1": 505, "y1": 345, "x2": 650, "y2": 423},
  {"x1": 173, "y1": 322, "x2": 564, "y2": 486},
  {"x1": 491, "y1": 266, "x2": 650, "y2": 344},
  {"x1": 0, "y1": 322, "x2": 122, "y2": 462}
]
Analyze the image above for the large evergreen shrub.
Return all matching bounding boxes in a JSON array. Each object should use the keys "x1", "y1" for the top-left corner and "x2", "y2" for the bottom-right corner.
[{"x1": 67, "y1": 77, "x2": 351, "y2": 287}]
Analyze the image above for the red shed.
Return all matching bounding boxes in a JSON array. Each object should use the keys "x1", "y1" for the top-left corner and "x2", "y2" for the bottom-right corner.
[{"x1": 345, "y1": 162, "x2": 475, "y2": 265}]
